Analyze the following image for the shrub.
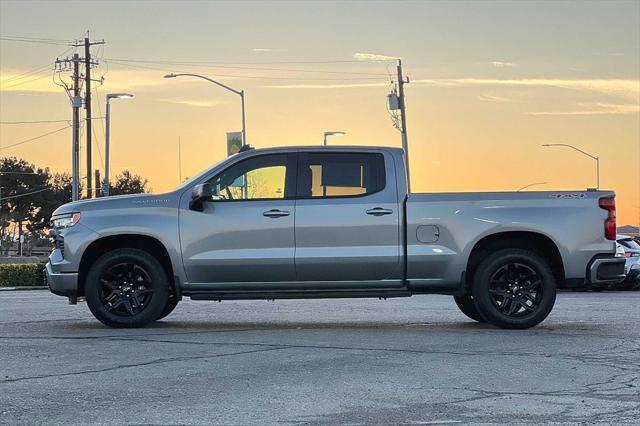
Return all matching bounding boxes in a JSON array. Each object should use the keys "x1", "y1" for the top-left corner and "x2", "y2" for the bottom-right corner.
[{"x1": 0, "y1": 263, "x2": 46, "y2": 287}]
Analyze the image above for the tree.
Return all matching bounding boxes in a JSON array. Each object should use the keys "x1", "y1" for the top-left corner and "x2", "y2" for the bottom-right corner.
[
  {"x1": 0, "y1": 158, "x2": 152, "y2": 255},
  {"x1": 29, "y1": 172, "x2": 75, "y2": 234},
  {"x1": 0, "y1": 158, "x2": 85, "y2": 254},
  {"x1": 109, "y1": 170, "x2": 150, "y2": 196},
  {"x1": 0, "y1": 157, "x2": 51, "y2": 251}
]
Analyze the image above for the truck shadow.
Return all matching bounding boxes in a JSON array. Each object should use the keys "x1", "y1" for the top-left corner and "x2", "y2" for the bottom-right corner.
[{"x1": 65, "y1": 319, "x2": 605, "y2": 335}]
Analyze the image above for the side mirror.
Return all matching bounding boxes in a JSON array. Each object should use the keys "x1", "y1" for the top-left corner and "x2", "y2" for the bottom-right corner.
[{"x1": 189, "y1": 183, "x2": 212, "y2": 211}]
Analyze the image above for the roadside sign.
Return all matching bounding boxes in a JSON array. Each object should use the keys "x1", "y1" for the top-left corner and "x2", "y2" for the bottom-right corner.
[{"x1": 226, "y1": 131, "x2": 243, "y2": 156}]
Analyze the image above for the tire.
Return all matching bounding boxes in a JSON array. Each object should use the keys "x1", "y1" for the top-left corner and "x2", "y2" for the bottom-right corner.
[
  {"x1": 618, "y1": 275, "x2": 640, "y2": 291},
  {"x1": 85, "y1": 248, "x2": 169, "y2": 328},
  {"x1": 453, "y1": 295, "x2": 486, "y2": 322},
  {"x1": 155, "y1": 294, "x2": 179, "y2": 321},
  {"x1": 471, "y1": 248, "x2": 556, "y2": 329}
]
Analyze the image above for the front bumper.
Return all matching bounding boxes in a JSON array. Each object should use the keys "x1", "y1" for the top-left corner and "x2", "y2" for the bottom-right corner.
[
  {"x1": 45, "y1": 261, "x2": 78, "y2": 297},
  {"x1": 588, "y1": 256, "x2": 626, "y2": 284}
]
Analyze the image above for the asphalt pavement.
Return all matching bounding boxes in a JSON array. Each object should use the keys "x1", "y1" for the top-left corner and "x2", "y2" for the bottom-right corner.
[{"x1": 1, "y1": 290, "x2": 639, "y2": 425}]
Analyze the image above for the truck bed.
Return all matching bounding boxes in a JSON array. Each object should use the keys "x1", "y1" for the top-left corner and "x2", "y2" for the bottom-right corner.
[{"x1": 405, "y1": 190, "x2": 615, "y2": 289}]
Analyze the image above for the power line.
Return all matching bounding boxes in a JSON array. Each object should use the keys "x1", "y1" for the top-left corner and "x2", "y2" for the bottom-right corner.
[
  {"x1": 0, "y1": 172, "x2": 41, "y2": 175},
  {"x1": 0, "y1": 35, "x2": 70, "y2": 42},
  {"x1": 0, "y1": 117, "x2": 103, "y2": 125},
  {"x1": 105, "y1": 58, "x2": 386, "y2": 76},
  {"x1": 0, "y1": 119, "x2": 70, "y2": 125},
  {"x1": 0, "y1": 72, "x2": 51, "y2": 89},
  {"x1": 105, "y1": 57, "x2": 378, "y2": 65},
  {"x1": 0, "y1": 63, "x2": 52, "y2": 84},
  {"x1": 0, "y1": 36, "x2": 69, "y2": 46},
  {"x1": 1, "y1": 45, "x2": 74, "y2": 86},
  {"x1": 106, "y1": 60, "x2": 385, "y2": 81},
  {"x1": 0, "y1": 125, "x2": 71, "y2": 150},
  {"x1": 0, "y1": 187, "x2": 50, "y2": 201}
]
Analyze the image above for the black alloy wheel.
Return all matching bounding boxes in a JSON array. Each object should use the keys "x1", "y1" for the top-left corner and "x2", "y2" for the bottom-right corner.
[
  {"x1": 487, "y1": 262, "x2": 542, "y2": 317},
  {"x1": 85, "y1": 248, "x2": 169, "y2": 328},
  {"x1": 99, "y1": 263, "x2": 154, "y2": 316},
  {"x1": 472, "y1": 248, "x2": 556, "y2": 329}
]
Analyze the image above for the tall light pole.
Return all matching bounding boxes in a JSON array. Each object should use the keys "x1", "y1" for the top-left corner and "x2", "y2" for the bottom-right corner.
[
  {"x1": 104, "y1": 93, "x2": 134, "y2": 196},
  {"x1": 323, "y1": 131, "x2": 346, "y2": 146},
  {"x1": 164, "y1": 73, "x2": 246, "y2": 145},
  {"x1": 542, "y1": 144, "x2": 600, "y2": 190}
]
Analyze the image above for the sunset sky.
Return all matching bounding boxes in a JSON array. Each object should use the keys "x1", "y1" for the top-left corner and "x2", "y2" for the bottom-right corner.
[{"x1": 1, "y1": 0, "x2": 638, "y2": 226}]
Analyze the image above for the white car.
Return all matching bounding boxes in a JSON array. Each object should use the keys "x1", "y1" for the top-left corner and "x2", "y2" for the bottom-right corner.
[{"x1": 617, "y1": 235, "x2": 640, "y2": 289}]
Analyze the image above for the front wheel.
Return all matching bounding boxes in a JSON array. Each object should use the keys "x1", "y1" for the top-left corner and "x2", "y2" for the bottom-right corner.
[
  {"x1": 454, "y1": 295, "x2": 486, "y2": 323},
  {"x1": 155, "y1": 294, "x2": 179, "y2": 321},
  {"x1": 471, "y1": 249, "x2": 556, "y2": 329},
  {"x1": 85, "y1": 248, "x2": 169, "y2": 328}
]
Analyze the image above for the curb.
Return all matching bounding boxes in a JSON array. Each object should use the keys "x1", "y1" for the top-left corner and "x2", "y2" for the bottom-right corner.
[{"x1": 0, "y1": 286, "x2": 48, "y2": 291}]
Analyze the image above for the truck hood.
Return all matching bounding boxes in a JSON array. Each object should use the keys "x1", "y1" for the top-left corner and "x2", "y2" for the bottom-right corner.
[{"x1": 52, "y1": 193, "x2": 176, "y2": 216}]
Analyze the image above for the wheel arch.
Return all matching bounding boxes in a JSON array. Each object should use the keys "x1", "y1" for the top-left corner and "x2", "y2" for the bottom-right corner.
[
  {"x1": 77, "y1": 234, "x2": 175, "y2": 297},
  {"x1": 465, "y1": 231, "x2": 565, "y2": 290}
]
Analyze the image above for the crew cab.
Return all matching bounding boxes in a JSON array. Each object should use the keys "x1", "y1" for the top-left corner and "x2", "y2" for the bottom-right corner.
[{"x1": 46, "y1": 146, "x2": 625, "y2": 329}]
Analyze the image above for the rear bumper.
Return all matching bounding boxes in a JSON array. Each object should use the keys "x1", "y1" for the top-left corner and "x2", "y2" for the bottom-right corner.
[
  {"x1": 588, "y1": 256, "x2": 626, "y2": 284},
  {"x1": 45, "y1": 261, "x2": 78, "y2": 297}
]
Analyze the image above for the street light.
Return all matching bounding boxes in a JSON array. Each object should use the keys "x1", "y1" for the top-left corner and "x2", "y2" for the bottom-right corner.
[
  {"x1": 164, "y1": 73, "x2": 246, "y2": 145},
  {"x1": 104, "y1": 93, "x2": 134, "y2": 196},
  {"x1": 323, "y1": 131, "x2": 346, "y2": 146},
  {"x1": 517, "y1": 182, "x2": 548, "y2": 192},
  {"x1": 542, "y1": 143, "x2": 600, "y2": 190}
]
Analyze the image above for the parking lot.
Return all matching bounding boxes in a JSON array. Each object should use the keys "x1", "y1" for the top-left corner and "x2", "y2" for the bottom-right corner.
[{"x1": 1, "y1": 290, "x2": 639, "y2": 425}]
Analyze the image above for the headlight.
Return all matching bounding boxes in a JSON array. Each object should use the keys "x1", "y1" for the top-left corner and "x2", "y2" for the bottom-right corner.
[{"x1": 52, "y1": 212, "x2": 81, "y2": 229}]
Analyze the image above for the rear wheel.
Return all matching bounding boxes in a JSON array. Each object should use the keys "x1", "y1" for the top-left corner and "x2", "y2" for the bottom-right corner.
[
  {"x1": 453, "y1": 295, "x2": 486, "y2": 322},
  {"x1": 85, "y1": 248, "x2": 169, "y2": 328},
  {"x1": 471, "y1": 249, "x2": 556, "y2": 329}
]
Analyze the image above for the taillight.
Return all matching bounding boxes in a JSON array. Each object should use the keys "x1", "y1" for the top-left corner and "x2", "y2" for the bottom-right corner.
[
  {"x1": 599, "y1": 196, "x2": 616, "y2": 240},
  {"x1": 625, "y1": 252, "x2": 632, "y2": 258}
]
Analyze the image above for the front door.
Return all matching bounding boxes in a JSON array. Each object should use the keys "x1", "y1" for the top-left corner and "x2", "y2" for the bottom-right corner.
[
  {"x1": 294, "y1": 151, "x2": 402, "y2": 284},
  {"x1": 180, "y1": 153, "x2": 297, "y2": 285}
]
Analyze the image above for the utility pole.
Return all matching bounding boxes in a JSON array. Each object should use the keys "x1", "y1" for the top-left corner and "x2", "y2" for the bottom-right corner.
[
  {"x1": 72, "y1": 53, "x2": 81, "y2": 201},
  {"x1": 94, "y1": 169, "x2": 101, "y2": 197},
  {"x1": 77, "y1": 32, "x2": 105, "y2": 198},
  {"x1": 397, "y1": 60, "x2": 410, "y2": 193},
  {"x1": 55, "y1": 34, "x2": 104, "y2": 202}
]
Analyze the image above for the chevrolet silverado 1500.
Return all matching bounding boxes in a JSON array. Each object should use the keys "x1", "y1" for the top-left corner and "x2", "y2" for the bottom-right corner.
[{"x1": 46, "y1": 146, "x2": 625, "y2": 328}]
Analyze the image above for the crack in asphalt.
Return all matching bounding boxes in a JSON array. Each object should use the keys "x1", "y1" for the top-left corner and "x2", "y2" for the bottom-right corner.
[
  {"x1": 0, "y1": 328, "x2": 256, "y2": 340},
  {"x1": 108, "y1": 336, "x2": 640, "y2": 371},
  {"x1": 0, "y1": 346, "x2": 288, "y2": 384},
  {"x1": 3, "y1": 334, "x2": 638, "y2": 386}
]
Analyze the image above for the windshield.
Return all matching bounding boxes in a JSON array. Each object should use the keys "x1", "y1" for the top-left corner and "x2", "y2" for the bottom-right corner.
[{"x1": 172, "y1": 155, "x2": 236, "y2": 191}]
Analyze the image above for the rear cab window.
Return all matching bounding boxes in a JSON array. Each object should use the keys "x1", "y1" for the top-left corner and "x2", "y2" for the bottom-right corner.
[{"x1": 297, "y1": 152, "x2": 386, "y2": 198}]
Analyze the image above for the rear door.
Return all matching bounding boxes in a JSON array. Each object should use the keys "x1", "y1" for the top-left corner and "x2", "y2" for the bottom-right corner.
[{"x1": 294, "y1": 150, "x2": 402, "y2": 284}]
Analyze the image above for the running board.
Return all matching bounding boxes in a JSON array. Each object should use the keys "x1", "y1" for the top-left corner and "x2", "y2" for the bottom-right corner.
[{"x1": 188, "y1": 290, "x2": 412, "y2": 301}]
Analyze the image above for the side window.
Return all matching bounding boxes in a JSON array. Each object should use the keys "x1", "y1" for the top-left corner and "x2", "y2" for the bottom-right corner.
[
  {"x1": 297, "y1": 152, "x2": 386, "y2": 198},
  {"x1": 207, "y1": 154, "x2": 290, "y2": 201}
]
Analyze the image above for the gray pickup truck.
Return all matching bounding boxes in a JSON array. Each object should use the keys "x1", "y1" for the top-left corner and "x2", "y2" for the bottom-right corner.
[{"x1": 46, "y1": 146, "x2": 625, "y2": 329}]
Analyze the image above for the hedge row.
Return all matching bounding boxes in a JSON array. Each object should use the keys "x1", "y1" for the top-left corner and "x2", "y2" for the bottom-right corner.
[{"x1": 0, "y1": 263, "x2": 46, "y2": 287}]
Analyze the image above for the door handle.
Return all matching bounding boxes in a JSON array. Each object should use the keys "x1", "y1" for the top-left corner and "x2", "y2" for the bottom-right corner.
[
  {"x1": 263, "y1": 209, "x2": 290, "y2": 218},
  {"x1": 366, "y1": 207, "x2": 394, "y2": 216}
]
